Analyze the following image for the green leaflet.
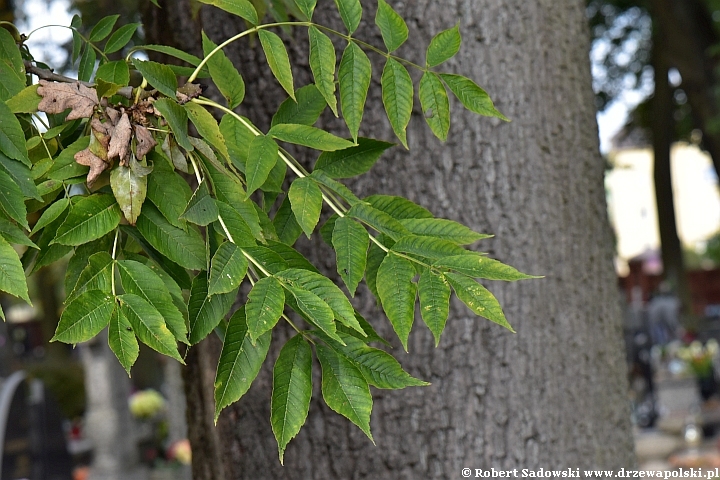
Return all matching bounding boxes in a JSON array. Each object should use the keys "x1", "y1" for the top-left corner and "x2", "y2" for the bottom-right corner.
[
  {"x1": 346, "y1": 203, "x2": 409, "y2": 241},
  {"x1": 314, "y1": 138, "x2": 394, "y2": 179},
  {"x1": 271, "y1": 84, "x2": 327, "y2": 127},
  {"x1": 64, "y1": 236, "x2": 113, "y2": 295},
  {"x1": 133, "y1": 59, "x2": 177, "y2": 99},
  {"x1": 0, "y1": 217, "x2": 38, "y2": 248},
  {"x1": 77, "y1": 44, "x2": 96, "y2": 82},
  {"x1": 338, "y1": 42, "x2": 371, "y2": 142},
  {"x1": 52, "y1": 290, "x2": 114, "y2": 344},
  {"x1": 6, "y1": 85, "x2": 41, "y2": 114},
  {"x1": 266, "y1": 241, "x2": 319, "y2": 273},
  {"x1": 108, "y1": 307, "x2": 139, "y2": 375},
  {"x1": 271, "y1": 334, "x2": 312, "y2": 464},
  {"x1": 215, "y1": 201, "x2": 257, "y2": 247},
  {"x1": 136, "y1": 44, "x2": 203, "y2": 67},
  {"x1": 0, "y1": 101, "x2": 30, "y2": 166},
  {"x1": 319, "y1": 214, "x2": 338, "y2": 246},
  {"x1": 418, "y1": 269, "x2": 450, "y2": 346},
  {"x1": 426, "y1": 25, "x2": 461, "y2": 67},
  {"x1": 331, "y1": 217, "x2": 368, "y2": 296},
  {"x1": 0, "y1": 153, "x2": 41, "y2": 200},
  {"x1": 444, "y1": 272, "x2": 514, "y2": 332},
  {"x1": 202, "y1": 32, "x2": 245, "y2": 109},
  {"x1": 126, "y1": 253, "x2": 188, "y2": 318},
  {"x1": 259, "y1": 30, "x2": 295, "y2": 100},
  {"x1": 340, "y1": 310, "x2": 390, "y2": 346},
  {"x1": 136, "y1": 203, "x2": 206, "y2": 270},
  {"x1": 398, "y1": 218, "x2": 490, "y2": 244},
  {"x1": 118, "y1": 293, "x2": 184, "y2": 362},
  {"x1": 209, "y1": 242, "x2": 248, "y2": 295},
  {"x1": 275, "y1": 268, "x2": 362, "y2": 335},
  {"x1": 433, "y1": 255, "x2": 540, "y2": 281},
  {"x1": 0, "y1": 28, "x2": 27, "y2": 102},
  {"x1": 188, "y1": 273, "x2": 237, "y2": 345},
  {"x1": 268, "y1": 124, "x2": 354, "y2": 152},
  {"x1": 376, "y1": 254, "x2": 416, "y2": 351},
  {"x1": 146, "y1": 170, "x2": 192, "y2": 230},
  {"x1": 439, "y1": 73, "x2": 509, "y2": 121},
  {"x1": 88, "y1": 14, "x2": 119, "y2": 41},
  {"x1": 110, "y1": 164, "x2": 147, "y2": 226},
  {"x1": 316, "y1": 331, "x2": 427, "y2": 389},
  {"x1": 294, "y1": 0, "x2": 316, "y2": 19},
  {"x1": 316, "y1": 343, "x2": 373, "y2": 441},
  {"x1": 246, "y1": 276, "x2": 285, "y2": 343},
  {"x1": 52, "y1": 194, "x2": 121, "y2": 246},
  {"x1": 214, "y1": 307, "x2": 271, "y2": 422},
  {"x1": 245, "y1": 135, "x2": 279, "y2": 197},
  {"x1": 117, "y1": 259, "x2": 188, "y2": 344},
  {"x1": 272, "y1": 195, "x2": 302, "y2": 246},
  {"x1": 333, "y1": 0, "x2": 362, "y2": 33},
  {"x1": 184, "y1": 101, "x2": 230, "y2": 161},
  {"x1": 46, "y1": 136, "x2": 90, "y2": 182},
  {"x1": 243, "y1": 245, "x2": 288, "y2": 274},
  {"x1": 154, "y1": 99, "x2": 193, "y2": 151},
  {"x1": 95, "y1": 61, "x2": 130, "y2": 86},
  {"x1": 419, "y1": 72, "x2": 451, "y2": 142},
  {"x1": 308, "y1": 26, "x2": 337, "y2": 116},
  {"x1": 0, "y1": 235, "x2": 31, "y2": 304},
  {"x1": 220, "y1": 114, "x2": 255, "y2": 170},
  {"x1": 29, "y1": 208, "x2": 72, "y2": 274},
  {"x1": 0, "y1": 168, "x2": 28, "y2": 229},
  {"x1": 288, "y1": 177, "x2": 322, "y2": 238},
  {"x1": 197, "y1": 0, "x2": 259, "y2": 24},
  {"x1": 365, "y1": 195, "x2": 433, "y2": 219},
  {"x1": 391, "y1": 235, "x2": 469, "y2": 260},
  {"x1": 381, "y1": 58, "x2": 413, "y2": 149},
  {"x1": 181, "y1": 179, "x2": 218, "y2": 226},
  {"x1": 104, "y1": 23, "x2": 140, "y2": 54},
  {"x1": 284, "y1": 283, "x2": 342, "y2": 344},
  {"x1": 375, "y1": 0, "x2": 408, "y2": 52},
  {"x1": 309, "y1": 170, "x2": 361, "y2": 206},
  {"x1": 66, "y1": 252, "x2": 113, "y2": 303}
]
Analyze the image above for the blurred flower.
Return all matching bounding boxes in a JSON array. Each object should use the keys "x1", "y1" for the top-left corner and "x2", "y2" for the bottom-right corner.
[
  {"x1": 676, "y1": 341, "x2": 718, "y2": 379},
  {"x1": 129, "y1": 389, "x2": 166, "y2": 419},
  {"x1": 168, "y1": 439, "x2": 192, "y2": 465}
]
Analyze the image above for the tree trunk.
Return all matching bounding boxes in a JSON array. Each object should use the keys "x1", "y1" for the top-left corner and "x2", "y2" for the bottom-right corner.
[
  {"x1": 653, "y1": 0, "x2": 720, "y2": 181},
  {"x1": 146, "y1": 0, "x2": 635, "y2": 477},
  {"x1": 650, "y1": 16, "x2": 693, "y2": 315}
]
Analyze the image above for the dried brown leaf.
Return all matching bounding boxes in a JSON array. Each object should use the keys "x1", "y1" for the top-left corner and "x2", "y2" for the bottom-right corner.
[
  {"x1": 134, "y1": 125, "x2": 157, "y2": 159},
  {"x1": 105, "y1": 107, "x2": 120, "y2": 125},
  {"x1": 75, "y1": 149, "x2": 109, "y2": 187},
  {"x1": 108, "y1": 113, "x2": 132, "y2": 166},
  {"x1": 37, "y1": 80, "x2": 99, "y2": 121}
]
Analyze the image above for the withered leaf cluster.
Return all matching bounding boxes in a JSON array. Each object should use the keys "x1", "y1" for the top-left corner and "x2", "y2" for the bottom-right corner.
[{"x1": 73, "y1": 106, "x2": 157, "y2": 187}]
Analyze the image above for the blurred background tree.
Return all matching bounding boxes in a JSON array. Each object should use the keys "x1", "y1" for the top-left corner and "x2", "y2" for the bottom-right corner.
[{"x1": 588, "y1": 0, "x2": 720, "y2": 314}]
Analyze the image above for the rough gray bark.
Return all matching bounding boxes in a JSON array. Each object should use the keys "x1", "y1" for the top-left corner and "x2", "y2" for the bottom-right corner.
[{"x1": 146, "y1": 0, "x2": 635, "y2": 477}]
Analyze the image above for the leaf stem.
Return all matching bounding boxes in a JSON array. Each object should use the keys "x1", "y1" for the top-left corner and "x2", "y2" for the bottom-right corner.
[
  {"x1": 111, "y1": 229, "x2": 119, "y2": 296},
  {"x1": 311, "y1": 24, "x2": 426, "y2": 72},
  {"x1": 187, "y1": 21, "x2": 310, "y2": 83}
]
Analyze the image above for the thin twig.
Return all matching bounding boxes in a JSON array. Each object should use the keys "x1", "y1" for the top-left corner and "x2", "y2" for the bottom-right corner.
[{"x1": 24, "y1": 61, "x2": 133, "y2": 98}]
